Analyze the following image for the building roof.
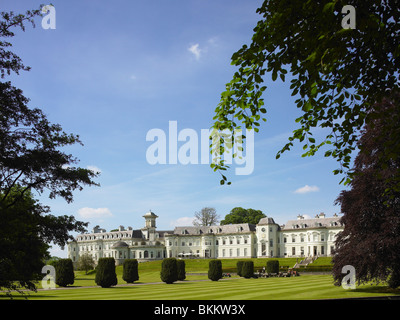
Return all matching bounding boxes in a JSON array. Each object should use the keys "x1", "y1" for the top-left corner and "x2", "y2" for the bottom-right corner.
[
  {"x1": 169, "y1": 223, "x2": 256, "y2": 236},
  {"x1": 282, "y1": 214, "x2": 342, "y2": 230},
  {"x1": 111, "y1": 241, "x2": 129, "y2": 248},
  {"x1": 143, "y1": 210, "x2": 158, "y2": 218},
  {"x1": 258, "y1": 217, "x2": 277, "y2": 225}
]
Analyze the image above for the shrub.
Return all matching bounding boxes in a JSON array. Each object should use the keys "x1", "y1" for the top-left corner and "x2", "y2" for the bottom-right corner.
[
  {"x1": 122, "y1": 259, "x2": 139, "y2": 283},
  {"x1": 54, "y1": 258, "x2": 74, "y2": 287},
  {"x1": 95, "y1": 258, "x2": 117, "y2": 288},
  {"x1": 266, "y1": 260, "x2": 279, "y2": 274},
  {"x1": 388, "y1": 270, "x2": 400, "y2": 289},
  {"x1": 160, "y1": 258, "x2": 178, "y2": 284},
  {"x1": 208, "y1": 259, "x2": 223, "y2": 281},
  {"x1": 177, "y1": 260, "x2": 186, "y2": 281},
  {"x1": 236, "y1": 261, "x2": 245, "y2": 277},
  {"x1": 241, "y1": 261, "x2": 254, "y2": 279}
]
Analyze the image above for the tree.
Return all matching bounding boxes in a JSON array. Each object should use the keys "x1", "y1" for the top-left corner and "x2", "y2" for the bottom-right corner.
[
  {"x1": 54, "y1": 259, "x2": 74, "y2": 287},
  {"x1": 95, "y1": 258, "x2": 117, "y2": 288},
  {"x1": 211, "y1": 0, "x2": 400, "y2": 187},
  {"x1": 241, "y1": 261, "x2": 254, "y2": 279},
  {"x1": 176, "y1": 259, "x2": 186, "y2": 281},
  {"x1": 208, "y1": 259, "x2": 223, "y2": 281},
  {"x1": 266, "y1": 260, "x2": 279, "y2": 274},
  {"x1": 0, "y1": 186, "x2": 87, "y2": 295},
  {"x1": 236, "y1": 261, "x2": 244, "y2": 277},
  {"x1": 122, "y1": 259, "x2": 139, "y2": 284},
  {"x1": 332, "y1": 94, "x2": 400, "y2": 289},
  {"x1": 193, "y1": 207, "x2": 220, "y2": 226},
  {"x1": 0, "y1": 10, "x2": 99, "y2": 208},
  {"x1": 220, "y1": 207, "x2": 266, "y2": 225},
  {"x1": 77, "y1": 253, "x2": 95, "y2": 275},
  {"x1": 0, "y1": 9, "x2": 98, "y2": 294},
  {"x1": 160, "y1": 258, "x2": 178, "y2": 284}
]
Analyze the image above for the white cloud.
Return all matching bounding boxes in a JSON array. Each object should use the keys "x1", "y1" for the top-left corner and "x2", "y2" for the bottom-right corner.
[
  {"x1": 294, "y1": 185, "x2": 320, "y2": 194},
  {"x1": 188, "y1": 43, "x2": 201, "y2": 60},
  {"x1": 78, "y1": 207, "x2": 113, "y2": 219},
  {"x1": 170, "y1": 216, "x2": 195, "y2": 227}
]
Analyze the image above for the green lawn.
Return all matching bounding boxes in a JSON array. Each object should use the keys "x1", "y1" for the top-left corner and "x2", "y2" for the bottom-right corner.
[
  {"x1": 2, "y1": 258, "x2": 399, "y2": 300},
  {"x1": 6, "y1": 275, "x2": 400, "y2": 300}
]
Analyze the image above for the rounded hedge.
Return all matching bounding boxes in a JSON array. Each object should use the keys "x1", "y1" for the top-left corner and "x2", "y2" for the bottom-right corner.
[
  {"x1": 54, "y1": 258, "x2": 74, "y2": 287},
  {"x1": 95, "y1": 258, "x2": 117, "y2": 288},
  {"x1": 122, "y1": 259, "x2": 139, "y2": 283},
  {"x1": 241, "y1": 261, "x2": 254, "y2": 279},
  {"x1": 160, "y1": 258, "x2": 178, "y2": 284},
  {"x1": 208, "y1": 259, "x2": 223, "y2": 281},
  {"x1": 177, "y1": 259, "x2": 186, "y2": 281},
  {"x1": 266, "y1": 260, "x2": 279, "y2": 274},
  {"x1": 236, "y1": 261, "x2": 245, "y2": 277}
]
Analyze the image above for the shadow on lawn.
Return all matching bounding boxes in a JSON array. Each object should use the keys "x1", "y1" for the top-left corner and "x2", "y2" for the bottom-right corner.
[{"x1": 354, "y1": 285, "x2": 400, "y2": 295}]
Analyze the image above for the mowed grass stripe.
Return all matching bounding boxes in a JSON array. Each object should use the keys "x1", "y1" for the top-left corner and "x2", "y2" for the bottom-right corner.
[
  {"x1": 28, "y1": 277, "x2": 328, "y2": 300},
  {"x1": 14, "y1": 275, "x2": 399, "y2": 300}
]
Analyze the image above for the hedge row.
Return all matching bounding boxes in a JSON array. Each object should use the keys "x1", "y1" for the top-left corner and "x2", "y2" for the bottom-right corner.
[
  {"x1": 293, "y1": 265, "x2": 333, "y2": 272},
  {"x1": 236, "y1": 259, "x2": 280, "y2": 277}
]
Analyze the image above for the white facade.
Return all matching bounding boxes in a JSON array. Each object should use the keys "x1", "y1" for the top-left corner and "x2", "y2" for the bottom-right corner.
[{"x1": 68, "y1": 211, "x2": 343, "y2": 265}]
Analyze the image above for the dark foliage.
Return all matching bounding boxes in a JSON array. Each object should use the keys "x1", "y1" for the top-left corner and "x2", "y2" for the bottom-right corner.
[
  {"x1": 332, "y1": 92, "x2": 400, "y2": 289},
  {"x1": 160, "y1": 258, "x2": 178, "y2": 284},
  {"x1": 0, "y1": 187, "x2": 86, "y2": 294},
  {"x1": 0, "y1": 8, "x2": 98, "y2": 294},
  {"x1": 236, "y1": 261, "x2": 245, "y2": 277},
  {"x1": 122, "y1": 259, "x2": 139, "y2": 284},
  {"x1": 177, "y1": 259, "x2": 186, "y2": 281},
  {"x1": 241, "y1": 261, "x2": 254, "y2": 279},
  {"x1": 95, "y1": 258, "x2": 117, "y2": 288},
  {"x1": 54, "y1": 259, "x2": 74, "y2": 287},
  {"x1": 266, "y1": 260, "x2": 279, "y2": 274},
  {"x1": 208, "y1": 259, "x2": 223, "y2": 281}
]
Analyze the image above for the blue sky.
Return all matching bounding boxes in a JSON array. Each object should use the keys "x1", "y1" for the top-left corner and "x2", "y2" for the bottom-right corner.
[{"x1": 3, "y1": 0, "x2": 348, "y2": 257}]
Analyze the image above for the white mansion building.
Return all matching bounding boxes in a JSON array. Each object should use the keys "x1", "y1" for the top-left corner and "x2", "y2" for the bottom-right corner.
[{"x1": 67, "y1": 211, "x2": 343, "y2": 265}]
